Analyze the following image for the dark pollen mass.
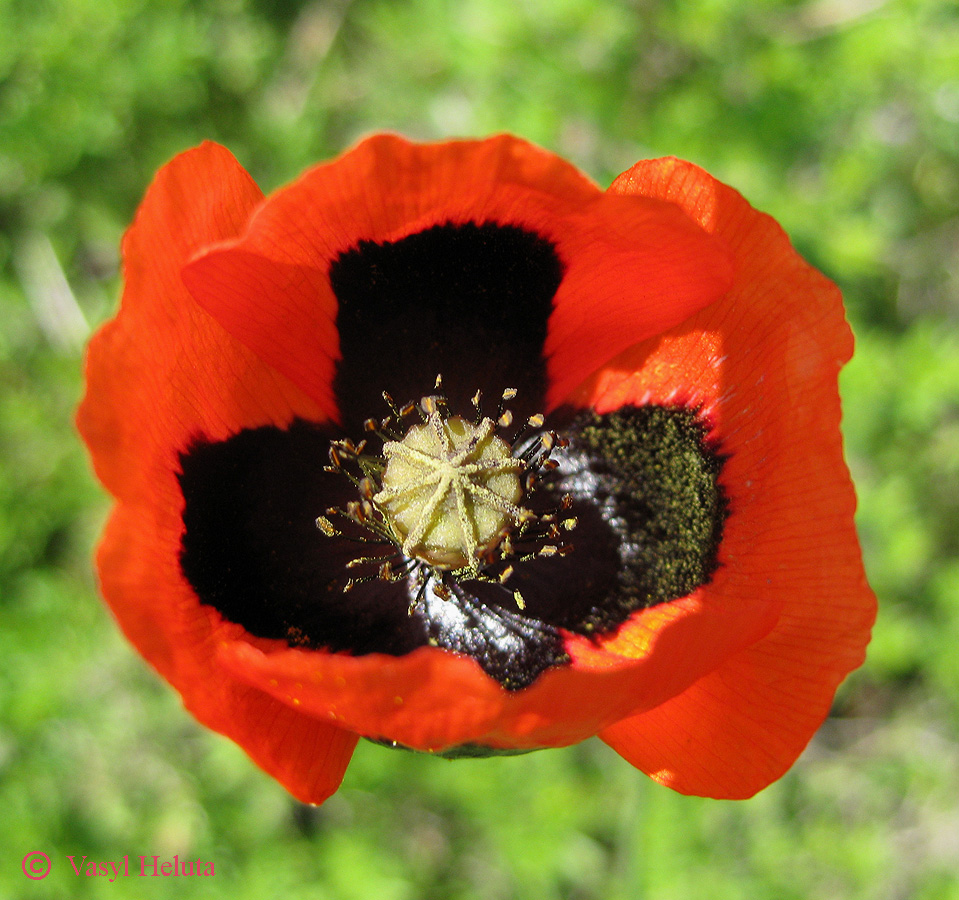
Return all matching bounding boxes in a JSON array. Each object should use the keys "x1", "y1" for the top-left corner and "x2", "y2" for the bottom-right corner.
[{"x1": 559, "y1": 405, "x2": 730, "y2": 631}]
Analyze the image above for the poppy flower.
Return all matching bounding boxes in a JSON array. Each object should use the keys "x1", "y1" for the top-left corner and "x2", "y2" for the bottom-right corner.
[{"x1": 77, "y1": 135, "x2": 875, "y2": 805}]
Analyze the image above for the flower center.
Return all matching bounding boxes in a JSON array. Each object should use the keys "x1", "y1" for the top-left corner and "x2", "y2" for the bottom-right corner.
[
  {"x1": 374, "y1": 406, "x2": 527, "y2": 572},
  {"x1": 316, "y1": 380, "x2": 574, "y2": 608}
]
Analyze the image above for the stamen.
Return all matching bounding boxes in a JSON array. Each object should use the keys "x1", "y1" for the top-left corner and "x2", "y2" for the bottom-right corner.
[{"x1": 317, "y1": 379, "x2": 576, "y2": 600}]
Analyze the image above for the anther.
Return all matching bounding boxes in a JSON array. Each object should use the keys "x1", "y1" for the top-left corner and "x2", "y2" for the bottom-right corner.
[{"x1": 315, "y1": 516, "x2": 338, "y2": 536}]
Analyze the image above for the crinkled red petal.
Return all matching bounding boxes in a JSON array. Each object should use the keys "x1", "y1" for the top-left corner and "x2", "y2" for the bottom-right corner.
[
  {"x1": 99, "y1": 503, "x2": 356, "y2": 804},
  {"x1": 180, "y1": 135, "x2": 732, "y2": 417},
  {"x1": 211, "y1": 584, "x2": 775, "y2": 753},
  {"x1": 77, "y1": 142, "x2": 334, "y2": 504},
  {"x1": 588, "y1": 158, "x2": 876, "y2": 798},
  {"x1": 78, "y1": 143, "x2": 353, "y2": 802}
]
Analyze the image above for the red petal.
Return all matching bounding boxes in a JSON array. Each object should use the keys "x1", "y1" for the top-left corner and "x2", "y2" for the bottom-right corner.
[
  {"x1": 543, "y1": 192, "x2": 733, "y2": 406},
  {"x1": 99, "y1": 504, "x2": 355, "y2": 804},
  {"x1": 209, "y1": 580, "x2": 774, "y2": 754},
  {"x1": 77, "y1": 142, "x2": 327, "y2": 504},
  {"x1": 586, "y1": 157, "x2": 876, "y2": 797},
  {"x1": 78, "y1": 144, "x2": 350, "y2": 802},
  {"x1": 181, "y1": 135, "x2": 730, "y2": 416}
]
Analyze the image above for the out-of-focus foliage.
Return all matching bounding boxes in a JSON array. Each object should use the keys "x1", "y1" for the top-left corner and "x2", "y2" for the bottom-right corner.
[{"x1": 1, "y1": 1, "x2": 957, "y2": 898}]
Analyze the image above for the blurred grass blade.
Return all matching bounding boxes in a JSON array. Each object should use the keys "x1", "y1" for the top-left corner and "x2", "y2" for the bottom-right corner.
[{"x1": 15, "y1": 233, "x2": 89, "y2": 355}]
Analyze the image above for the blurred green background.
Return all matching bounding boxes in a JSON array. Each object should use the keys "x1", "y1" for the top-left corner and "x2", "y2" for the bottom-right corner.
[{"x1": 2, "y1": 0, "x2": 958, "y2": 897}]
